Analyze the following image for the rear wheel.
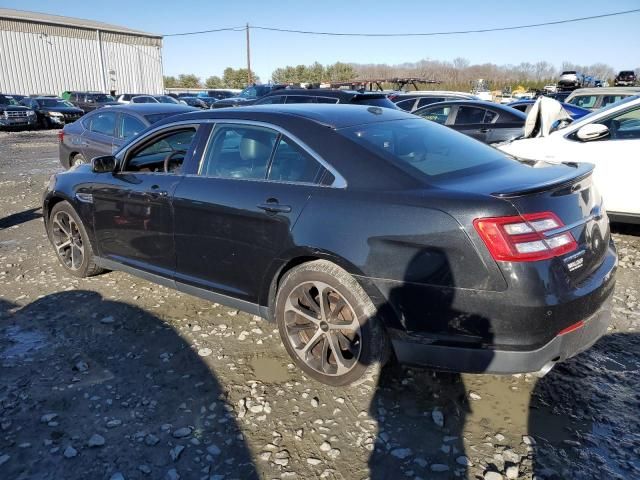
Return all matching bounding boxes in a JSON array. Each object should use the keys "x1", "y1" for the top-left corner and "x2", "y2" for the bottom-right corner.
[
  {"x1": 275, "y1": 260, "x2": 389, "y2": 386},
  {"x1": 71, "y1": 153, "x2": 86, "y2": 168},
  {"x1": 48, "y1": 201, "x2": 103, "y2": 278}
]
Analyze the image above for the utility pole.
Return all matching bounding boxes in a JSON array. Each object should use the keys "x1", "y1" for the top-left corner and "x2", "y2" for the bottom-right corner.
[{"x1": 246, "y1": 23, "x2": 253, "y2": 86}]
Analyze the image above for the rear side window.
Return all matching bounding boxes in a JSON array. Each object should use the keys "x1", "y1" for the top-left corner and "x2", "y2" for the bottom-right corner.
[
  {"x1": 395, "y1": 99, "x2": 416, "y2": 111},
  {"x1": 601, "y1": 95, "x2": 627, "y2": 107},
  {"x1": 315, "y1": 96, "x2": 339, "y2": 104},
  {"x1": 285, "y1": 96, "x2": 315, "y2": 104},
  {"x1": 417, "y1": 97, "x2": 443, "y2": 108},
  {"x1": 569, "y1": 95, "x2": 597, "y2": 109},
  {"x1": 268, "y1": 136, "x2": 325, "y2": 183},
  {"x1": 120, "y1": 114, "x2": 146, "y2": 139},
  {"x1": 339, "y1": 118, "x2": 506, "y2": 179},
  {"x1": 200, "y1": 125, "x2": 278, "y2": 180},
  {"x1": 455, "y1": 106, "x2": 487, "y2": 124},
  {"x1": 90, "y1": 112, "x2": 116, "y2": 136},
  {"x1": 257, "y1": 95, "x2": 285, "y2": 104}
]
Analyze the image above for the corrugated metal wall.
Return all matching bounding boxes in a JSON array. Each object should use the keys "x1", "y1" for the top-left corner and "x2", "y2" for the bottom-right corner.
[{"x1": 0, "y1": 24, "x2": 163, "y2": 95}]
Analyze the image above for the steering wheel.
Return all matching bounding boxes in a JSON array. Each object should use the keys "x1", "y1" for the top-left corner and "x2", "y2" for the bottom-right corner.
[{"x1": 163, "y1": 150, "x2": 186, "y2": 173}]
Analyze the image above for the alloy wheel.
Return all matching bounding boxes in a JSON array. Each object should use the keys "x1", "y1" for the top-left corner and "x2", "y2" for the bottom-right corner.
[
  {"x1": 51, "y1": 211, "x2": 84, "y2": 270},
  {"x1": 284, "y1": 281, "x2": 362, "y2": 376}
]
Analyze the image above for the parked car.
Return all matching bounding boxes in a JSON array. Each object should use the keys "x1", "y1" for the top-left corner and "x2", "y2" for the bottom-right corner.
[
  {"x1": 508, "y1": 100, "x2": 591, "y2": 120},
  {"x1": 198, "y1": 97, "x2": 220, "y2": 107},
  {"x1": 0, "y1": 93, "x2": 37, "y2": 129},
  {"x1": 557, "y1": 71, "x2": 585, "y2": 91},
  {"x1": 130, "y1": 95, "x2": 181, "y2": 105},
  {"x1": 6, "y1": 93, "x2": 27, "y2": 102},
  {"x1": 155, "y1": 95, "x2": 181, "y2": 104},
  {"x1": 115, "y1": 93, "x2": 147, "y2": 104},
  {"x1": 614, "y1": 71, "x2": 637, "y2": 87},
  {"x1": 212, "y1": 84, "x2": 286, "y2": 108},
  {"x1": 391, "y1": 91, "x2": 478, "y2": 112},
  {"x1": 197, "y1": 89, "x2": 238, "y2": 100},
  {"x1": 414, "y1": 100, "x2": 526, "y2": 144},
  {"x1": 61, "y1": 91, "x2": 119, "y2": 112},
  {"x1": 179, "y1": 97, "x2": 209, "y2": 109},
  {"x1": 58, "y1": 103, "x2": 197, "y2": 169},
  {"x1": 565, "y1": 87, "x2": 640, "y2": 111},
  {"x1": 547, "y1": 91, "x2": 571, "y2": 103},
  {"x1": 19, "y1": 97, "x2": 84, "y2": 128},
  {"x1": 253, "y1": 88, "x2": 398, "y2": 109},
  {"x1": 498, "y1": 95, "x2": 640, "y2": 222},
  {"x1": 43, "y1": 103, "x2": 617, "y2": 385}
]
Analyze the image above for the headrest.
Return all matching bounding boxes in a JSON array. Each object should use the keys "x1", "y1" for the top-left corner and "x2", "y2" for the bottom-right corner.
[{"x1": 239, "y1": 130, "x2": 273, "y2": 162}]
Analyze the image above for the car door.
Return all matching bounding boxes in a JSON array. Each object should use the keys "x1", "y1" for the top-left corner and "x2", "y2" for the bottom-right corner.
[
  {"x1": 81, "y1": 110, "x2": 117, "y2": 160},
  {"x1": 172, "y1": 122, "x2": 330, "y2": 304},
  {"x1": 92, "y1": 124, "x2": 201, "y2": 275},
  {"x1": 565, "y1": 104, "x2": 640, "y2": 215},
  {"x1": 450, "y1": 105, "x2": 491, "y2": 142}
]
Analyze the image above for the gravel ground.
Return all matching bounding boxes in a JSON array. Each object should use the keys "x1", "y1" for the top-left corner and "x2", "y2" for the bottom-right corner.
[{"x1": 0, "y1": 130, "x2": 639, "y2": 480}]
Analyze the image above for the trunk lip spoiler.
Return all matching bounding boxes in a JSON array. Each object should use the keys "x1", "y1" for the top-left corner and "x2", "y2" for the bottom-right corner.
[
  {"x1": 491, "y1": 163, "x2": 594, "y2": 199},
  {"x1": 541, "y1": 204, "x2": 604, "y2": 238}
]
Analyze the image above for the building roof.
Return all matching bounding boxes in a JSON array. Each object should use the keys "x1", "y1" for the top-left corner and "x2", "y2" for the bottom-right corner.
[{"x1": 0, "y1": 8, "x2": 161, "y2": 38}]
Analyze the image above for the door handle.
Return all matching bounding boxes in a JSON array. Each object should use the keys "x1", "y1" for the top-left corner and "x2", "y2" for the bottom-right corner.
[
  {"x1": 479, "y1": 128, "x2": 490, "y2": 133},
  {"x1": 257, "y1": 200, "x2": 292, "y2": 214},
  {"x1": 148, "y1": 185, "x2": 168, "y2": 198}
]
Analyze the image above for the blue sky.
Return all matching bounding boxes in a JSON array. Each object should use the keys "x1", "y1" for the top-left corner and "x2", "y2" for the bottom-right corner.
[{"x1": 4, "y1": 0, "x2": 640, "y2": 81}]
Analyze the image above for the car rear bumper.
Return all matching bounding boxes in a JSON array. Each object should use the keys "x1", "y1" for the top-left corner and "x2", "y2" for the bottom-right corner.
[{"x1": 390, "y1": 294, "x2": 611, "y2": 374}]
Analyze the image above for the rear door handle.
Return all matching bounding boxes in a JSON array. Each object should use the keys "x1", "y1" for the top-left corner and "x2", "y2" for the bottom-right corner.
[
  {"x1": 148, "y1": 184, "x2": 168, "y2": 198},
  {"x1": 257, "y1": 201, "x2": 292, "y2": 214}
]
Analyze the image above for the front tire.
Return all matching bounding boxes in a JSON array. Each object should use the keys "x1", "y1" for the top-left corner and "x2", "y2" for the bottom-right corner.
[
  {"x1": 275, "y1": 260, "x2": 389, "y2": 386},
  {"x1": 48, "y1": 201, "x2": 103, "y2": 278},
  {"x1": 71, "y1": 153, "x2": 86, "y2": 167}
]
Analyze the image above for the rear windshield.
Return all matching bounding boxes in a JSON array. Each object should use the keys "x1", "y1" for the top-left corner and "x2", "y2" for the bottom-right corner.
[
  {"x1": 38, "y1": 99, "x2": 74, "y2": 108},
  {"x1": 339, "y1": 118, "x2": 508, "y2": 179},
  {"x1": 88, "y1": 94, "x2": 115, "y2": 103},
  {"x1": 353, "y1": 97, "x2": 398, "y2": 109}
]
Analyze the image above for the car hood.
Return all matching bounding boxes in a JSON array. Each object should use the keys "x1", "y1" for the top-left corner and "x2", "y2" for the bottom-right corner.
[
  {"x1": 0, "y1": 105, "x2": 31, "y2": 112},
  {"x1": 42, "y1": 106, "x2": 84, "y2": 114}
]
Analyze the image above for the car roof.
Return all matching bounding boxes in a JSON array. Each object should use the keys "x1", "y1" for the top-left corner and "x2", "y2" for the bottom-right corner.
[
  {"x1": 96, "y1": 104, "x2": 198, "y2": 114},
  {"x1": 264, "y1": 88, "x2": 388, "y2": 98},
  {"x1": 568, "y1": 87, "x2": 640, "y2": 95},
  {"x1": 395, "y1": 91, "x2": 475, "y2": 98},
  {"x1": 156, "y1": 104, "x2": 414, "y2": 129}
]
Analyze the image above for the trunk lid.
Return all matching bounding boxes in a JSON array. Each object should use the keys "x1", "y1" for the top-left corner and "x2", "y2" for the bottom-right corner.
[{"x1": 438, "y1": 160, "x2": 609, "y2": 282}]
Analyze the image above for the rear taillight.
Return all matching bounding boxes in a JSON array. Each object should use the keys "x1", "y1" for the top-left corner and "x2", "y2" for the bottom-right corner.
[
  {"x1": 57, "y1": 130, "x2": 64, "y2": 143},
  {"x1": 473, "y1": 212, "x2": 577, "y2": 262}
]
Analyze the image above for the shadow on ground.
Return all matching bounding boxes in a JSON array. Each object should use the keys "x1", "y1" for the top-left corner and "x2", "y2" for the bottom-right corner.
[
  {"x1": 0, "y1": 291, "x2": 257, "y2": 479},
  {"x1": 0, "y1": 207, "x2": 41, "y2": 230}
]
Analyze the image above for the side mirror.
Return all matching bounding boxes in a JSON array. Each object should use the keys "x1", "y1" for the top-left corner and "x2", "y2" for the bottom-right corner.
[
  {"x1": 576, "y1": 123, "x2": 609, "y2": 142},
  {"x1": 91, "y1": 155, "x2": 117, "y2": 173}
]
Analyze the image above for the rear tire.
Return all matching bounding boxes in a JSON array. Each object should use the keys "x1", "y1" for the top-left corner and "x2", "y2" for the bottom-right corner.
[
  {"x1": 48, "y1": 201, "x2": 104, "y2": 278},
  {"x1": 275, "y1": 260, "x2": 389, "y2": 386},
  {"x1": 71, "y1": 153, "x2": 86, "y2": 168}
]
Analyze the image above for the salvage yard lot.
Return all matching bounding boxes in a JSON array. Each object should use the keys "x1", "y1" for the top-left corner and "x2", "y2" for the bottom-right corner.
[{"x1": 0, "y1": 130, "x2": 639, "y2": 480}]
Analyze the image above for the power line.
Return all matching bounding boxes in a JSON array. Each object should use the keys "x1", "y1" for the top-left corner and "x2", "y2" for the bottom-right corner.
[{"x1": 162, "y1": 8, "x2": 640, "y2": 38}]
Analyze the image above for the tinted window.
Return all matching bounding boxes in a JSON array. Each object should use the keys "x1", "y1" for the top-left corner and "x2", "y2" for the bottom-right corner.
[
  {"x1": 511, "y1": 104, "x2": 528, "y2": 113},
  {"x1": 395, "y1": 99, "x2": 416, "y2": 111},
  {"x1": 339, "y1": 119, "x2": 506, "y2": 179},
  {"x1": 268, "y1": 136, "x2": 325, "y2": 183},
  {"x1": 125, "y1": 128, "x2": 197, "y2": 173},
  {"x1": 455, "y1": 106, "x2": 487, "y2": 124},
  {"x1": 569, "y1": 95, "x2": 597, "y2": 109},
  {"x1": 598, "y1": 105, "x2": 640, "y2": 140},
  {"x1": 200, "y1": 125, "x2": 277, "y2": 180},
  {"x1": 257, "y1": 95, "x2": 285, "y2": 105},
  {"x1": 484, "y1": 110, "x2": 498, "y2": 123},
  {"x1": 316, "y1": 97, "x2": 340, "y2": 104},
  {"x1": 417, "y1": 97, "x2": 444, "y2": 108},
  {"x1": 416, "y1": 105, "x2": 451, "y2": 124},
  {"x1": 144, "y1": 112, "x2": 185, "y2": 124},
  {"x1": 285, "y1": 96, "x2": 315, "y2": 104},
  {"x1": 120, "y1": 114, "x2": 146, "y2": 139},
  {"x1": 601, "y1": 95, "x2": 627, "y2": 107},
  {"x1": 355, "y1": 97, "x2": 397, "y2": 108},
  {"x1": 0, "y1": 95, "x2": 18, "y2": 106},
  {"x1": 90, "y1": 112, "x2": 116, "y2": 136}
]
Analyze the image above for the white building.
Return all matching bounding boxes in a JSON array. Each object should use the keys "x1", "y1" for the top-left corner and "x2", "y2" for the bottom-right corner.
[{"x1": 0, "y1": 8, "x2": 163, "y2": 95}]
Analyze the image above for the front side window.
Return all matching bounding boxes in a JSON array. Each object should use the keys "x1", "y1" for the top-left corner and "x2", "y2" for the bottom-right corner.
[
  {"x1": 120, "y1": 114, "x2": 147, "y2": 139},
  {"x1": 268, "y1": 136, "x2": 325, "y2": 183},
  {"x1": 417, "y1": 97, "x2": 443, "y2": 108},
  {"x1": 124, "y1": 127, "x2": 197, "y2": 173},
  {"x1": 416, "y1": 106, "x2": 451, "y2": 124},
  {"x1": 200, "y1": 125, "x2": 277, "y2": 180},
  {"x1": 90, "y1": 112, "x2": 117, "y2": 136},
  {"x1": 239, "y1": 87, "x2": 257, "y2": 98},
  {"x1": 597, "y1": 106, "x2": 640, "y2": 140}
]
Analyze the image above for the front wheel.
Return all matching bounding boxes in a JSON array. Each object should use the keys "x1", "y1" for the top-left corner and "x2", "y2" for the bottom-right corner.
[
  {"x1": 48, "y1": 201, "x2": 104, "y2": 278},
  {"x1": 71, "y1": 153, "x2": 86, "y2": 168},
  {"x1": 275, "y1": 260, "x2": 389, "y2": 386}
]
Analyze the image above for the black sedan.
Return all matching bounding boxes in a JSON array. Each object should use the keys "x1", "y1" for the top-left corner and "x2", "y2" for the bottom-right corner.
[
  {"x1": 414, "y1": 100, "x2": 526, "y2": 144},
  {"x1": 58, "y1": 103, "x2": 196, "y2": 169},
  {"x1": 20, "y1": 97, "x2": 84, "y2": 128},
  {"x1": 43, "y1": 104, "x2": 616, "y2": 386}
]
